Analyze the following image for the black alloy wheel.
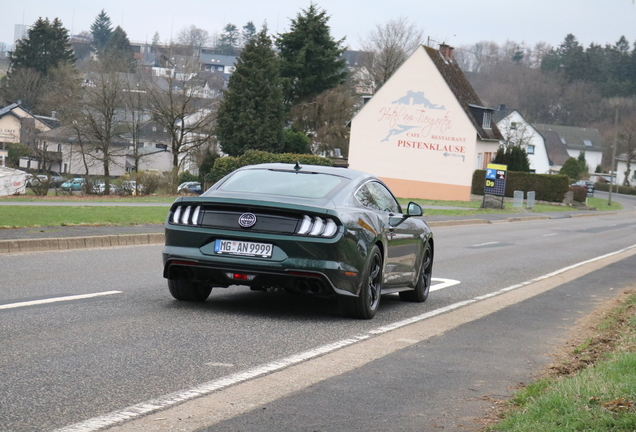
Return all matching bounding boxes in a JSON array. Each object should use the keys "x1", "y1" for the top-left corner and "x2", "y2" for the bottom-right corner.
[
  {"x1": 400, "y1": 242, "x2": 432, "y2": 302},
  {"x1": 338, "y1": 245, "x2": 383, "y2": 319}
]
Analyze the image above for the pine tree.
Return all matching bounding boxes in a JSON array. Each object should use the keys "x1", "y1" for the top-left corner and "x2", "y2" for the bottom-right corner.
[
  {"x1": 276, "y1": 4, "x2": 347, "y2": 106},
  {"x1": 216, "y1": 27, "x2": 285, "y2": 157},
  {"x1": 217, "y1": 24, "x2": 240, "y2": 55},
  {"x1": 9, "y1": 17, "x2": 75, "y2": 75},
  {"x1": 104, "y1": 26, "x2": 136, "y2": 71},
  {"x1": 91, "y1": 10, "x2": 113, "y2": 55},
  {"x1": 242, "y1": 22, "x2": 257, "y2": 45}
]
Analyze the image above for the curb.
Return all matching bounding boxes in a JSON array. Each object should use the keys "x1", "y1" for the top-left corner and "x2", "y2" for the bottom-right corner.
[{"x1": 0, "y1": 233, "x2": 165, "y2": 255}]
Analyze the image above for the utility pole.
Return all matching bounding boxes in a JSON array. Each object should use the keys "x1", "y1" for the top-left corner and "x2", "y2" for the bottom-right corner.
[{"x1": 609, "y1": 102, "x2": 619, "y2": 206}]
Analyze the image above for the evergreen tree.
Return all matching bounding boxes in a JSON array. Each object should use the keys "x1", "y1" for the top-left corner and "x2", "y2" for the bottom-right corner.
[
  {"x1": 216, "y1": 27, "x2": 285, "y2": 156},
  {"x1": 276, "y1": 4, "x2": 347, "y2": 106},
  {"x1": 104, "y1": 26, "x2": 136, "y2": 71},
  {"x1": 577, "y1": 151, "x2": 589, "y2": 174},
  {"x1": 242, "y1": 21, "x2": 257, "y2": 45},
  {"x1": 91, "y1": 10, "x2": 113, "y2": 55},
  {"x1": 217, "y1": 23, "x2": 240, "y2": 55},
  {"x1": 492, "y1": 145, "x2": 530, "y2": 172},
  {"x1": 560, "y1": 157, "x2": 584, "y2": 180},
  {"x1": 9, "y1": 17, "x2": 75, "y2": 75}
]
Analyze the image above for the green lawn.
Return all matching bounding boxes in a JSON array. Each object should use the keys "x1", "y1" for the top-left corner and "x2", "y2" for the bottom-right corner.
[
  {"x1": 0, "y1": 195, "x2": 623, "y2": 228},
  {"x1": 0, "y1": 206, "x2": 169, "y2": 228}
]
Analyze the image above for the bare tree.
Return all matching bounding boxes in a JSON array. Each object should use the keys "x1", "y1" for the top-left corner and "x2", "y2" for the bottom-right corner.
[
  {"x1": 76, "y1": 60, "x2": 129, "y2": 193},
  {"x1": 359, "y1": 17, "x2": 424, "y2": 92},
  {"x1": 143, "y1": 53, "x2": 218, "y2": 188},
  {"x1": 177, "y1": 25, "x2": 210, "y2": 54},
  {"x1": 290, "y1": 85, "x2": 358, "y2": 157}
]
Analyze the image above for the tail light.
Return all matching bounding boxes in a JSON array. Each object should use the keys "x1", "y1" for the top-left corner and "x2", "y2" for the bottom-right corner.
[
  {"x1": 171, "y1": 205, "x2": 201, "y2": 225},
  {"x1": 296, "y1": 215, "x2": 338, "y2": 237}
]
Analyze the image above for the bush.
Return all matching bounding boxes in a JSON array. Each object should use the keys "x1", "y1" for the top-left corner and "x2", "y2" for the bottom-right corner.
[
  {"x1": 571, "y1": 186, "x2": 587, "y2": 202},
  {"x1": 472, "y1": 170, "x2": 570, "y2": 202},
  {"x1": 178, "y1": 170, "x2": 198, "y2": 185},
  {"x1": 595, "y1": 182, "x2": 636, "y2": 196},
  {"x1": 136, "y1": 170, "x2": 162, "y2": 195},
  {"x1": 205, "y1": 150, "x2": 333, "y2": 185}
]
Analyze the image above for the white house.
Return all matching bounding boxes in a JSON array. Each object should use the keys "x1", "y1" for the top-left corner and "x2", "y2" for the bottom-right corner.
[
  {"x1": 534, "y1": 124, "x2": 604, "y2": 173},
  {"x1": 493, "y1": 105, "x2": 550, "y2": 174},
  {"x1": 615, "y1": 153, "x2": 636, "y2": 186},
  {"x1": 348, "y1": 44, "x2": 503, "y2": 201}
]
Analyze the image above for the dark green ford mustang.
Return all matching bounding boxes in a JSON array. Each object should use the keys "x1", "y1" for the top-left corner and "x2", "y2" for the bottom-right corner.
[{"x1": 163, "y1": 163, "x2": 434, "y2": 319}]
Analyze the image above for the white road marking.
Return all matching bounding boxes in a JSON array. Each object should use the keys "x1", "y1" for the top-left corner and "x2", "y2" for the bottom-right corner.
[
  {"x1": 56, "y1": 243, "x2": 636, "y2": 432},
  {"x1": 0, "y1": 291, "x2": 122, "y2": 311},
  {"x1": 205, "y1": 363, "x2": 234, "y2": 368},
  {"x1": 471, "y1": 241, "x2": 500, "y2": 247},
  {"x1": 542, "y1": 233, "x2": 558, "y2": 237},
  {"x1": 430, "y1": 278, "x2": 460, "y2": 292}
]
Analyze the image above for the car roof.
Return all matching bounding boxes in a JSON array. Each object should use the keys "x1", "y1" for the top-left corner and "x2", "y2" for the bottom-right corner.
[{"x1": 238, "y1": 163, "x2": 374, "y2": 181}]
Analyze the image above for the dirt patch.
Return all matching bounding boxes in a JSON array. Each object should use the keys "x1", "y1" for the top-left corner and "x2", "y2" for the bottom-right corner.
[{"x1": 478, "y1": 287, "x2": 636, "y2": 429}]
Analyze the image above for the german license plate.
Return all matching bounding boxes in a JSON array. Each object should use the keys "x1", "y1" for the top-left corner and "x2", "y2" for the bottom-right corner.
[{"x1": 214, "y1": 239, "x2": 273, "y2": 258}]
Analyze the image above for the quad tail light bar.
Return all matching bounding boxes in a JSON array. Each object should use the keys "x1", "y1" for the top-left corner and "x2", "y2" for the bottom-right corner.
[{"x1": 170, "y1": 205, "x2": 339, "y2": 238}]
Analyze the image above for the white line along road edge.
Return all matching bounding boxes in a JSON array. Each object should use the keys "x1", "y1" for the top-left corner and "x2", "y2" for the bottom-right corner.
[
  {"x1": 55, "y1": 245, "x2": 636, "y2": 432},
  {"x1": 0, "y1": 291, "x2": 122, "y2": 311}
]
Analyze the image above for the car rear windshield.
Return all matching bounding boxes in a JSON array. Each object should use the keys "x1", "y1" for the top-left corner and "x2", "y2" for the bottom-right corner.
[{"x1": 216, "y1": 169, "x2": 346, "y2": 199}]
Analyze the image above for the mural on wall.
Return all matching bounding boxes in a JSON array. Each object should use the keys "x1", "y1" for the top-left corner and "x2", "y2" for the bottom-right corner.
[{"x1": 377, "y1": 90, "x2": 466, "y2": 162}]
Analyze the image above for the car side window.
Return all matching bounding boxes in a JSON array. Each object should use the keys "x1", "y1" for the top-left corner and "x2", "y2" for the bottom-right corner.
[
  {"x1": 355, "y1": 184, "x2": 381, "y2": 211},
  {"x1": 367, "y1": 182, "x2": 402, "y2": 214}
]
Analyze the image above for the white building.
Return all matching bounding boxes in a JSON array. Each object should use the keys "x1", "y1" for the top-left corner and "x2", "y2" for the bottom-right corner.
[
  {"x1": 493, "y1": 106, "x2": 551, "y2": 174},
  {"x1": 348, "y1": 45, "x2": 503, "y2": 201}
]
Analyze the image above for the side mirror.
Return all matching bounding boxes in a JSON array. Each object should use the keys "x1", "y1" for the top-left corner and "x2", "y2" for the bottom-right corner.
[{"x1": 407, "y1": 202, "x2": 423, "y2": 217}]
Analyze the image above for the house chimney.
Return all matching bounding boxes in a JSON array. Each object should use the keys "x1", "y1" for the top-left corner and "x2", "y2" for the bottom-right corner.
[{"x1": 439, "y1": 44, "x2": 454, "y2": 61}]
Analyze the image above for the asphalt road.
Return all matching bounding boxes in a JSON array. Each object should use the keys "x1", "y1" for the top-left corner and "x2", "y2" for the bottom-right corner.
[{"x1": 1, "y1": 203, "x2": 635, "y2": 431}]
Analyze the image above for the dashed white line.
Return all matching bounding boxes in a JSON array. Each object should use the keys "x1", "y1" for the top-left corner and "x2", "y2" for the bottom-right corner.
[
  {"x1": 0, "y1": 291, "x2": 123, "y2": 311},
  {"x1": 55, "y1": 244, "x2": 636, "y2": 432},
  {"x1": 542, "y1": 233, "x2": 558, "y2": 237},
  {"x1": 471, "y1": 241, "x2": 500, "y2": 247}
]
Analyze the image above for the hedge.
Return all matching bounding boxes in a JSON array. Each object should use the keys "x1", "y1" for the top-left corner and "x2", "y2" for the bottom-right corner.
[
  {"x1": 595, "y1": 182, "x2": 636, "y2": 196},
  {"x1": 205, "y1": 150, "x2": 333, "y2": 185},
  {"x1": 472, "y1": 170, "x2": 570, "y2": 202}
]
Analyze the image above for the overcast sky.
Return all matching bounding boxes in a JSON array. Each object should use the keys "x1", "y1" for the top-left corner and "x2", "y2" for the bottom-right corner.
[{"x1": 2, "y1": 0, "x2": 635, "y2": 52}]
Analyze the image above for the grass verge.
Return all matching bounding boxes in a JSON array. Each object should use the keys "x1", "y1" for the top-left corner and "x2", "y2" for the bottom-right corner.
[
  {"x1": 486, "y1": 291, "x2": 636, "y2": 431},
  {"x1": 0, "y1": 206, "x2": 169, "y2": 228}
]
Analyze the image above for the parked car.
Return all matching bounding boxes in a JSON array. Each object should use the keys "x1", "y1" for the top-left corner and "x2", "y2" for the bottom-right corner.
[
  {"x1": 118, "y1": 180, "x2": 145, "y2": 195},
  {"x1": 92, "y1": 183, "x2": 118, "y2": 195},
  {"x1": 26, "y1": 174, "x2": 50, "y2": 186},
  {"x1": 61, "y1": 178, "x2": 85, "y2": 191},
  {"x1": 163, "y1": 163, "x2": 434, "y2": 319},
  {"x1": 49, "y1": 172, "x2": 65, "y2": 187},
  {"x1": 178, "y1": 181, "x2": 203, "y2": 195},
  {"x1": 571, "y1": 180, "x2": 595, "y2": 195}
]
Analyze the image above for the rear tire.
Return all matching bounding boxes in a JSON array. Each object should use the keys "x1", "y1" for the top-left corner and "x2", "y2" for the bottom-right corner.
[
  {"x1": 400, "y1": 242, "x2": 432, "y2": 302},
  {"x1": 338, "y1": 245, "x2": 383, "y2": 319},
  {"x1": 168, "y1": 279, "x2": 212, "y2": 302}
]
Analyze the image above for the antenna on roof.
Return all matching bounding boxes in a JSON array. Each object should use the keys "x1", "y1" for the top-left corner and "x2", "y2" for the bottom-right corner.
[{"x1": 294, "y1": 161, "x2": 302, "y2": 172}]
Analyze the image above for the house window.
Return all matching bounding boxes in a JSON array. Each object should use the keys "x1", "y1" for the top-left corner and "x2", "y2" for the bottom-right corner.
[
  {"x1": 510, "y1": 122, "x2": 517, "y2": 130},
  {"x1": 529, "y1": 169, "x2": 536, "y2": 173},
  {"x1": 57, "y1": 144, "x2": 62, "y2": 152},
  {"x1": 560, "y1": 138, "x2": 566, "y2": 144},
  {"x1": 527, "y1": 145, "x2": 535, "y2": 155},
  {"x1": 583, "y1": 140, "x2": 593, "y2": 147},
  {"x1": 152, "y1": 126, "x2": 157, "y2": 132},
  {"x1": 482, "y1": 112, "x2": 492, "y2": 129}
]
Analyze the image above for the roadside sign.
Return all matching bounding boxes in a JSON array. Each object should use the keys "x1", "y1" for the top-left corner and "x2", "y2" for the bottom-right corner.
[{"x1": 485, "y1": 163, "x2": 507, "y2": 196}]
